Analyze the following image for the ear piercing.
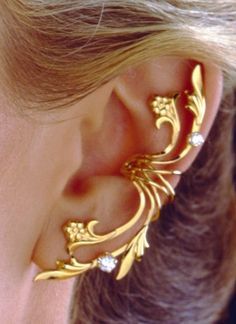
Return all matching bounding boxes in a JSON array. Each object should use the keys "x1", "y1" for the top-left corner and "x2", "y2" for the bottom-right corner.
[{"x1": 34, "y1": 65, "x2": 205, "y2": 281}]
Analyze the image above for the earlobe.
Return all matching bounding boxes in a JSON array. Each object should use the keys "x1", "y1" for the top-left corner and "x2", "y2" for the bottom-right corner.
[{"x1": 34, "y1": 59, "x2": 222, "y2": 281}]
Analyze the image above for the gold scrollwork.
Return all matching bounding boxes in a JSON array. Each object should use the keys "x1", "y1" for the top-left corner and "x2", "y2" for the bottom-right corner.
[{"x1": 35, "y1": 64, "x2": 205, "y2": 281}]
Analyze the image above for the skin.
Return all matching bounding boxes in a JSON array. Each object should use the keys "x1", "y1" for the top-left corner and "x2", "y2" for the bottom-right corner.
[{"x1": 0, "y1": 57, "x2": 222, "y2": 323}]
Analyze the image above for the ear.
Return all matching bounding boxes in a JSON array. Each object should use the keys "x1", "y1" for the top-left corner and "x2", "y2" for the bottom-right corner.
[
  {"x1": 115, "y1": 57, "x2": 223, "y2": 184},
  {"x1": 33, "y1": 57, "x2": 223, "y2": 276}
]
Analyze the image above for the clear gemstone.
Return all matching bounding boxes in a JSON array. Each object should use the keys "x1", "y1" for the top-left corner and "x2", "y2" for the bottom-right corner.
[
  {"x1": 97, "y1": 254, "x2": 118, "y2": 273},
  {"x1": 188, "y1": 132, "x2": 204, "y2": 147}
]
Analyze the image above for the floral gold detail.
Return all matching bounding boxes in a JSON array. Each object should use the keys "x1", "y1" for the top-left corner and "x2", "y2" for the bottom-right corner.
[{"x1": 35, "y1": 65, "x2": 206, "y2": 281}]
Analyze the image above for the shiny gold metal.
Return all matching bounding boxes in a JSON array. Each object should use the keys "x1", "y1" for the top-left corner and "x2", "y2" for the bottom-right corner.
[{"x1": 35, "y1": 64, "x2": 206, "y2": 281}]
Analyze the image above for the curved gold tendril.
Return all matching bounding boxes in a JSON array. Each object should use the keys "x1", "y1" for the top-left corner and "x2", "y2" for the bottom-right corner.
[{"x1": 35, "y1": 64, "x2": 206, "y2": 281}]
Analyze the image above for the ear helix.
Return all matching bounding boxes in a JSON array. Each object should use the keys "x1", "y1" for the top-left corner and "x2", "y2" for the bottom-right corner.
[{"x1": 34, "y1": 64, "x2": 206, "y2": 281}]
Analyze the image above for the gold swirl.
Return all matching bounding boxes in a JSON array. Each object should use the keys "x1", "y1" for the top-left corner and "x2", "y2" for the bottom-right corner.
[{"x1": 34, "y1": 64, "x2": 205, "y2": 281}]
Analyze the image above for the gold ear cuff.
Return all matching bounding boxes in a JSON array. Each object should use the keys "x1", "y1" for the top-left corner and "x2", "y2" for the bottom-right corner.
[{"x1": 35, "y1": 65, "x2": 206, "y2": 281}]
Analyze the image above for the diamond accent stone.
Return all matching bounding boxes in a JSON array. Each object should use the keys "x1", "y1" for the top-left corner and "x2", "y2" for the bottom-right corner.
[
  {"x1": 188, "y1": 132, "x2": 204, "y2": 147},
  {"x1": 97, "y1": 254, "x2": 118, "y2": 273}
]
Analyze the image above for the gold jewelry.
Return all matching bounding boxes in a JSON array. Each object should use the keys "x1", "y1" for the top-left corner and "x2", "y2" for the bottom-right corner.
[{"x1": 35, "y1": 65, "x2": 206, "y2": 281}]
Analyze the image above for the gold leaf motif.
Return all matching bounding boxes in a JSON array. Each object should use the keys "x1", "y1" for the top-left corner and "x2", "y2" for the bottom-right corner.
[
  {"x1": 186, "y1": 65, "x2": 206, "y2": 126},
  {"x1": 116, "y1": 226, "x2": 149, "y2": 280},
  {"x1": 34, "y1": 259, "x2": 93, "y2": 281},
  {"x1": 136, "y1": 226, "x2": 149, "y2": 258}
]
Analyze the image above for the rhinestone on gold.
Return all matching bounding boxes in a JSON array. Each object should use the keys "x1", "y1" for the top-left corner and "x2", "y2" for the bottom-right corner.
[
  {"x1": 188, "y1": 132, "x2": 204, "y2": 147},
  {"x1": 97, "y1": 254, "x2": 118, "y2": 273}
]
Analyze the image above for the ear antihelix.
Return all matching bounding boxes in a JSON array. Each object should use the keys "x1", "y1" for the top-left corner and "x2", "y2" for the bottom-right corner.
[{"x1": 34, "y1": 64, "x2": 206, "y2": 282}]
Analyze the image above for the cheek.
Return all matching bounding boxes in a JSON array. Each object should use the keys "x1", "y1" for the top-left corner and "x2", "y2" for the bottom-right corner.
[{"x1": 0, "y1": 114, "x2": 82, "y2": 281}]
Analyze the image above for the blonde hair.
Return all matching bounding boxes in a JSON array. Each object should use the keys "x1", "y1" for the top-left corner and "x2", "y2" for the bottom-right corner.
[
  {"x1": 1, "y1": 1, "x2": 236, "y2": 111},
  {"x1": 1, "y1": 2, "x2": 236, "y2": 323}
]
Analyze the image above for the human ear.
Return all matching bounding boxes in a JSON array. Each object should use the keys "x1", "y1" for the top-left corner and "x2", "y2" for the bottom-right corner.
[
  {"x1": 115, "y1": 57, "x2": 222, "y2": 182},
  {"x1": 33, "y1": 57, "x2": 223, "y2": 280}
]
